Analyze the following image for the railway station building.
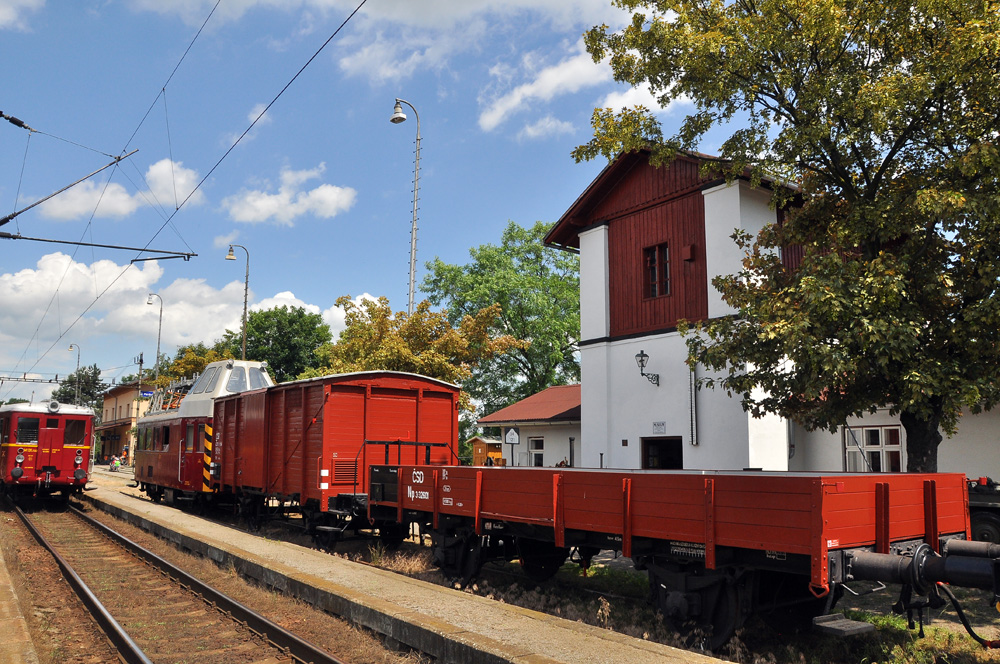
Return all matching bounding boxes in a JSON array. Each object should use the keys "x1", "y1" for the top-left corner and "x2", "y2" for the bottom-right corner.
[
  {"x1": 95, "y1": 380, "x2": 150, "y2": 464},
  {"x1": 542, "y1": 149, "x2": 999, "y2": 478},
  {"x1": 476, "y1": 384, "x2": 581, "y2": 468}
]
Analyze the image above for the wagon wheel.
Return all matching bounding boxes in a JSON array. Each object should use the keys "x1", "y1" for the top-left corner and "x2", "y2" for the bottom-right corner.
[
  {"x1": 378, "y1": 522, "x2": 407, "y2": 550},
  {"x1": 458, "y1": 534, "x2": 484, "y2": 587},
  {"x1": 516, "y1": 538, "x2": 569, "y2": 582},
  {"x1": 699, "y1": 581, "x2": 741, "y2": 651},
  {"x1": 971, "y1": 513, "x2": 1000, "y2": 543}
]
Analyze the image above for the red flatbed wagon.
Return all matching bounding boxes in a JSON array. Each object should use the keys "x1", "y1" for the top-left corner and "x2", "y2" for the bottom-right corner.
[{"x1": 370, "y1": 465, "x2": 997, "y2": 648}]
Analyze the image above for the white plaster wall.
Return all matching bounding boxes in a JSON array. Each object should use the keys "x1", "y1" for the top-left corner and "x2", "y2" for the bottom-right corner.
[
  {"x1": 703, "y1": 181, "x2": 777, "y2": 319},
  {"x1": 498, "y1": 423, "x2": 582, "y2": 468},
  {"x1": 579, "y1": 225, "x2": 610, "y2": 340},
  {"x1": 787, "y1": 408, "x2": 1000, "y2": 477},
  {"x1": 580, "y1": 332, "x2": 759, "y2": 470}
]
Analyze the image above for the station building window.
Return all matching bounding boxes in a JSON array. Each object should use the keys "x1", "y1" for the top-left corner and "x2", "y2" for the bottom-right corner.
[
  {"x1": 845, "y1": 425, "x2": 904, "y2": 472},
  {"x1": 644, "y1": 242, "x2": 670, "y2": 298},
  {"x1": 528, "y1": 437, "x2": 544, "y2": 467}
]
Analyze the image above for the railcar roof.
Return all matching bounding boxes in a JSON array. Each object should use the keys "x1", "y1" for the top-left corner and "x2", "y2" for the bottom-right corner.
[{"x1": 0, "y1": 401, "x2": 94, "y2": 416}]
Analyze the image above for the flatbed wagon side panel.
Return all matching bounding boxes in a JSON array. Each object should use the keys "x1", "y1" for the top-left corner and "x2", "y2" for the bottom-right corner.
[
  {"x1": 701, "y1": 475, "x2": 816, "y2": 555},
  {"x1": 322, "y1": 383, "x2": 366, "y2": 497},
  {"x1": 821, "y1": 473, "x2": 969, "y2": 550}
]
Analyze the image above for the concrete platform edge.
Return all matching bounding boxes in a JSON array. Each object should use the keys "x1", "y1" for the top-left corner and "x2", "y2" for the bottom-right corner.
[
  {"x1": 0, "y1": 534, "x2": 40, "y2": 664},
  {"x1": 83, "y1": 493, "x2": 561, "y2": 664}
]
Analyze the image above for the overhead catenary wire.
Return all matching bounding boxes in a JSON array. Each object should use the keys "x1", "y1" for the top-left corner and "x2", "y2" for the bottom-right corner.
[{"x1": 1, "y1": 0, "x2": 371, "y2": 399}]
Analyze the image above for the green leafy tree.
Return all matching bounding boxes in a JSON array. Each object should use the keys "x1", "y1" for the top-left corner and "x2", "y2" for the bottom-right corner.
[
  {"x1": 51, "y1": 364, "x2": 108, "y2": 412},
  {"x1": 581, "y1": 0, "x2": 1000, "y2": 472},
  {"x1": 161, "y1": 343, "x2": 234, "y2": 384},
  {"x1": 219, "y1": 306, "x2": 332, "y2": 383},
  {"x1": 422, "y1": 221, "x2": 581, "y2": 419}
]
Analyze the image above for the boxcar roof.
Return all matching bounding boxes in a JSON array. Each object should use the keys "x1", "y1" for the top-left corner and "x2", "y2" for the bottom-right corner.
[{"x1": 274, "y1": 370, "x2": 459, "y2": 391}]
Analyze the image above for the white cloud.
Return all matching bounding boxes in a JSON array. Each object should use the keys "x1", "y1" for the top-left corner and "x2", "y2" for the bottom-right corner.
[
  {"x1": 322, "y1": 292, "x2": 376, "y2": 337},
  {"x1": 37, "y1": 159, "x2": 204, "y2": 221},
  {"x1": 478, "y1": 46, "x2": 611, "y2": 132},
  {"x1": 517, "y1": 115, "x2": 574, "y2": 141},
  {"x1": 252, "y1": 291, "x2": 320, "y2": 315},
  {"x1": 600, "y1": 84, "x2": 694, "y2": 116},
  {"x1": 213, "y1": 231, "x2": 240, "y2": 249},
  {"x1": 0, "y1": 0, "x2": 44, "y2": 30},
  {"x1": 221, "y1": 163, "x2": 357, "y2": 225}
]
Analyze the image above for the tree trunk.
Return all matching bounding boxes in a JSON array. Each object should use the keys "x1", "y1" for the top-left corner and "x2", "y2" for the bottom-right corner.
[{"x1": 899, "y1": 408, "x2": 943, "y2": 473}]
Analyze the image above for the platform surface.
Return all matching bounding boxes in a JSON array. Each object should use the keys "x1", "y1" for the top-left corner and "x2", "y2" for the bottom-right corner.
[{"x1": 80, "y1": 467, "x2": 720, "y2": 664}]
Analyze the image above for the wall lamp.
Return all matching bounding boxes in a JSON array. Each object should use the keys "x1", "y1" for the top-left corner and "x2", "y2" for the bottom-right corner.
[{"x1": 635, "y1": 349, "x2": 659, "y2": 386}]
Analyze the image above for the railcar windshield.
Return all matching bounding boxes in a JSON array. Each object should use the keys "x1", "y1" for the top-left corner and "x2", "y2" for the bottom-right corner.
[
  {"x1": 16, "y1": 417, "x2": 39, "y2": 444},
  {"x1": 248, "y1": 366, "x2": 270, "y2": 390},
  {"x1": 226, "y1": 367, "x2": 247, "y2": 393},
  {"x1": 189, "y1": 367, "x2": 218, "y2": 395},
  {"x1": 65, "y1": 419, "x2": 87, "y2": 446}
]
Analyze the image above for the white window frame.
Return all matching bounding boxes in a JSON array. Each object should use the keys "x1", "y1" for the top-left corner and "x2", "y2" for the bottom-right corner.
[
  {"x1": 528, "y1": 437, "x2": 544, "y2": 467},
  {"x1": 844, "y1": 425, "x2": 905, "y2": 472}
]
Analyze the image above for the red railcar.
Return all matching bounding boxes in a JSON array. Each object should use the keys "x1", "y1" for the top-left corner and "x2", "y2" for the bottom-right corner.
[
  {"x1": 211, "y1": 371, "x2": 460, "y2": 541},
  {"x1": 369, "y1": 465, "x2": 998, "y2": 649},
  {"x1": 0, "y1": 400, "x2": 94, "y2": 500},
  {"x1": 135, "y1": 359, "x2": 274, "y2": 503}
]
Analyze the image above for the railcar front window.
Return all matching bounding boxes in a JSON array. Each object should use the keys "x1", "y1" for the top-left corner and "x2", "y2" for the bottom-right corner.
[
  {"x1": 16, "y1": 417, "x2": 39, "y2": 444},
  {"x1": 249, "y1": 367, "x2": 270, "y2": 390},
  {"x1": 64, "y1": 420, "x2": 86, "y2": 446},
  {"x1": 190, "y1": 367, "x2": 218, "y2": 395},
  {"x1": 226, "y1": 367, "x2": 248, "y2": 393}
]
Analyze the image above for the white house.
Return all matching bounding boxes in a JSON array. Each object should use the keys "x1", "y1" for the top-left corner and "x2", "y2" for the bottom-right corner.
[
  {"x1": 544, "y1": 150, "x2": 998, "y2": 477},
  {"x1": 477, "y1": 385, "x2": 581, "y2": 468}
]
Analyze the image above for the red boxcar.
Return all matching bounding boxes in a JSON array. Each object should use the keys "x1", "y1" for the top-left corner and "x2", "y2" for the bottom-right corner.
[
  {"x1": 0, "y1": 400, "x2": 94, "y2": 500},
  {"x1": 212, "y1": 371, "x2": 460, "y2": 541},
  {"x1": 135, "y1": 359, "x2": 274, "y2": 504}
]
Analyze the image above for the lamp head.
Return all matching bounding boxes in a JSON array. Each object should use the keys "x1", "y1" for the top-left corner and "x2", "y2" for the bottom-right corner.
[
  {"x1": 146, "y1": 293, "x2": 154, "y2": 305},
  {"x1": 225, "y1": 246, "x2": 236, "y2": 261},
  {"x1": 635, "y1": 350, "x2": 649, "y2": 371},
  {"x1": 390, "y1": 100, "x2": 407, "y2": 124}
]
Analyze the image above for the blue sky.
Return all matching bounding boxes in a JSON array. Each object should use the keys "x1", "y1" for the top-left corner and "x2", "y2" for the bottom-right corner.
[{"x1": 0, "y1": 0, "x2": 697, "y2": 401}]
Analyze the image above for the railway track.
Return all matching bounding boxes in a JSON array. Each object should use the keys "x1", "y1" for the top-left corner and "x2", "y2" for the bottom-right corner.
[{"x1": 12, "y1": 501, "x2": 345, "y2": 664}]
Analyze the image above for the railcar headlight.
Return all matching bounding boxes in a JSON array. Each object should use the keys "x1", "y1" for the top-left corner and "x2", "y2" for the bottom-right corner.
[
  {"x1": 15, "y1": 454, "x2": 24, "y2": 463},
  {"x1": 75, "y1": 454, "x2": 83, "y2": 466}
]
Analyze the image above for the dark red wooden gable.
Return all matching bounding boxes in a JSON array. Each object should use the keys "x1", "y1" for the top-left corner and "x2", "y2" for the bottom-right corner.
[{"x1": 548, "y1": 151, "x2": 721, "y2": 337}]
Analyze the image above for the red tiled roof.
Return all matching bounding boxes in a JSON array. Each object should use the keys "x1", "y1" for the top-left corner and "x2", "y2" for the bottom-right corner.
[{"x1": 477, "y1": 384, "x2": 581, "y2": 425}]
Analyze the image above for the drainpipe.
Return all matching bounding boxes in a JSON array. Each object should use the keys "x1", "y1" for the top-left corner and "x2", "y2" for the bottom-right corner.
[{"x1": 689, "y1": 364, "x2": 699, "y2": 446}]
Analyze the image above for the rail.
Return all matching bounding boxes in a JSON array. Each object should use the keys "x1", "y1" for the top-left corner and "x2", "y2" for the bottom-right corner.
[{"x1": 10, "y1": 497, "x2": 346, "y2": 664}]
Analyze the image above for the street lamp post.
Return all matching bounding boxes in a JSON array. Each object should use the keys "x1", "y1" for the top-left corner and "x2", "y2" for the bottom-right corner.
[
  {"x1": 147, "y1": 293, "x2": 163, "y2": 381},
  {"x1": 225, "y1": 244, "x2": 249, "y2": 360},
  {"x1": 68, "y1": 343, "x2": 81, "y2": 404},
  {"x1": 390, "y1": 98, "x2": 421, "y2": 316}
]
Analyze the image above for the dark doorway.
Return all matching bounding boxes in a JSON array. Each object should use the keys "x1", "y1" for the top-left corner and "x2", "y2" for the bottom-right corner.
[{"x1": 642, "y1": 437, "x2": 683, "y2": 469}]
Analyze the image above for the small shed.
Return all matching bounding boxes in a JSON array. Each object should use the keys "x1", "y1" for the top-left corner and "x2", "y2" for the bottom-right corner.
[
  {"x1": 478, "y1": 385, "x2": 581, "y2": 468},
  {"x1": 468, "y1": 436, "x2": 504, "y2": 466}
]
